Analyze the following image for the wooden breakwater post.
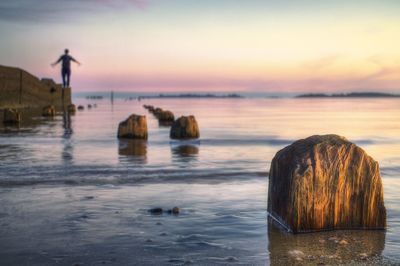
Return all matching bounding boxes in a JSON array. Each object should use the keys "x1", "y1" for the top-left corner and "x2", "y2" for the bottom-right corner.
[
  {"x1": 170, "y1": 116, "x2": 200, "y2": 139},
  {"x1": 117, "y1": 114, "x2": 148, "y2": 140},
  {"x1": 267, "y1": 134, "x2": 386, "y2": 233}
]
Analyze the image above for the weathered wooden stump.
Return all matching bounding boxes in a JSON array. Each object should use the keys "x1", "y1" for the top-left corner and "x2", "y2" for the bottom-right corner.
[
  {"x1": 170, "y1": 116, "x2": 200, "y2": 139},
  {"x1": 152, "y1": 107, "x2": 163, "y2": 118},
  {"x1": 157, "y1": 110, "x2": 174, "y2": 122},
  {"x1": 143, "y1": 104, "x2": 154, "y2": 111},
  {"x1": 3, "y1": 108, "x2": 21, "y2": 124},
  {"x1": 67, "y1": 104, "x2": 76, "y2": 114},
  {"x1": 117, "y1": 114, "x2": 148, "y2": 139},
  {"x1": 267, "y1": 134, "x2": 386, "y2": 233},
  {"x1": 77, "y1": 105, "x2": 84, "y2": 111},
  {"x1": 42, "y1": 105, "x2": 56, "y2": 117}
]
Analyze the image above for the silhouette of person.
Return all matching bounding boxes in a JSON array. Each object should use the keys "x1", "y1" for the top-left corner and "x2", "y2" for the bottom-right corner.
[{"x1": 51, "y1": 49, "x2": 81, "y2": 88}]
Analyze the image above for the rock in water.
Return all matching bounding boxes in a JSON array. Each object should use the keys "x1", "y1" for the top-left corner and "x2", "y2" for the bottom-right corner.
[
  {"x1": 171, "y1": 207, "x2": 180, "y2": 214},
  {"x1": 167, "y1": 207, "x2": 180, "y2": 214},
  {"x1": 117, "y1": 114, "x2": 148, "y2": 139},
  {"x1": 149, "y1": 208, "x2": 163, "y2": 215},
  {"x1": 3, "y1": 109, "x2": 21, "y2": 124},
  {"x1": 267, "y1": 134, "x2": 386, "y2": 233},
  {"x1": 42, "y1": 105, "x2": 56, "y2": 117},
  {"x1": 170, "y1": 116, "x2": 200, "y2": 139},
  {"x1": 77, "y1": 105, "x2": 84, "y2": 111}
]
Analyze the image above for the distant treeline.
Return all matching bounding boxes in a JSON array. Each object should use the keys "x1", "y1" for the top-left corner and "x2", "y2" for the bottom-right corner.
[
  {"x1": 296, "y1": 92, "x2": 400, "y2": 98},
  {"x1": 138, "y1": 93, "x2": 243, "y2": 99},
  {"x1": 86, "y1": 95, "x2": 103, "y2": 99}
]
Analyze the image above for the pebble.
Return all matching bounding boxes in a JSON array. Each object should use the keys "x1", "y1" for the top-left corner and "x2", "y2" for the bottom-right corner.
[
  {"x1": 167, "y1": 207, "x2": 180, "y2": 214},
  {"x1": 288, "y1": 250, "x2": 305, "y2": 260},
  {"x1": 225, "y1": 256, "x2": 238, "y2": 262},
  {"x1": 359, "y1": 253, "x2": 368, "y2": 260},
  {"x1": 149, "y1": 207, "x2": 181, "y2": 215},
  {"x1": 339, "y1": 239, "x2": 348, "y2": 245},
  {"x1": 168, "y1": 258, "x2": 185, "y2": 263},
  {"x1": 148, "y1": 208, "x2": 163, "y2": 215}
]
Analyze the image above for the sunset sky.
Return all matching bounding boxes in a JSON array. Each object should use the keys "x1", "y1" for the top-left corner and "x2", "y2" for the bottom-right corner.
[{"x1": 0, "y1": 0, "x2": 399, "y2": 93}]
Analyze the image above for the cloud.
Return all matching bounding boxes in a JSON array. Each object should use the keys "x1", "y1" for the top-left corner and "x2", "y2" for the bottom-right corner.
[
  {"x1": 361, "y1": 56, "x2": 400, "y2": 81},
  {"x1": 0, "y1": 0, "x2": 150, "y2": 23},
  {"x1": 302, "y1": 55, "x2": 341, "y2": 70}
]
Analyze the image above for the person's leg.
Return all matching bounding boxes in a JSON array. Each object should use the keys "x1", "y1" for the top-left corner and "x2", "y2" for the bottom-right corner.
[
  {"x1": 61, "y1": 69, "x2": 66, "y2": 88},
  {"x1": 66, "y1": 69, "x2": 71, "y2": 87}
]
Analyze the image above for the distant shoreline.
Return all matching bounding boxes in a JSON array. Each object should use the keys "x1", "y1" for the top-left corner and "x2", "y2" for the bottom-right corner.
[
  {"x1": 296, "y1": 92, "x2": 400, "y2": 98},
  {"x1": 73, "y1": 91, "x2": 400, "y2": 100},
  {"x1": 138, "y1": 93, "x2": 244, "y2": 99}
]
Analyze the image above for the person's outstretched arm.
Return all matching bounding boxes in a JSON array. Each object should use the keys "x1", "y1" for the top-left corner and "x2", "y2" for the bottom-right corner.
[
  {"x1": 71, "y1": 57, "x2": 82, "y2": 66},
  {"x1": 51, "y1": 56, "x2": 63, "y2": 67}
]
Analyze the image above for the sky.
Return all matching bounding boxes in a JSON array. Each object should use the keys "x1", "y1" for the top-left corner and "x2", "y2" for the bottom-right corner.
[{"x1": 0, "y1": 0, "x2": 399, "y2": 93}]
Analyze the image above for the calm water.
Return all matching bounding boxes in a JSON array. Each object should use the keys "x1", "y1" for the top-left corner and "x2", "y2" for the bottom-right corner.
[{"x1": 0, "y1": 98, "x2": 399, "y2": 265}]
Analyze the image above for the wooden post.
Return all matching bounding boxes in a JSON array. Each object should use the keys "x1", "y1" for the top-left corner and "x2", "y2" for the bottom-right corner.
[
  {"x1": 19, "y1": 70, "x2": 22, "y2": 105},
  {"x1": 62, "y1": 88, "x2": 65, "y2": 110}
]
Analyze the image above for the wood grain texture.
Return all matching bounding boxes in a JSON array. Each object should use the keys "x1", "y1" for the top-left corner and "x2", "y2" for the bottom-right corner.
[
  {"x1": 0, "y1": 65, "x2": 71, "y2": 108},
  {"x1": 117, "y1": 114, "x2": 148, "y2": 139},
  {"x1": 170, "y1": 116, "x2": 200, "y2": 139},
  {"x1": 268, "y1": 134, "x2": 386, "y2": 233}
]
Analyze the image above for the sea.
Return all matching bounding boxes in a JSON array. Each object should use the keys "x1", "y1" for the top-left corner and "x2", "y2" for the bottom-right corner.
[{"x1": 0, "y1": 97, "x2": 399, "y2": 265}]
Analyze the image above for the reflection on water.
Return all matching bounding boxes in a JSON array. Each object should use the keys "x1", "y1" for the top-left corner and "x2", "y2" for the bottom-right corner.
[
  {"x1": 62, "y1": 111, "x2": 73, "y2": 164},
  {"x1": 172, "y1": 144, "x2": 199, "y2": 157},
  {"x1": 171, "y1": 144, "x2": 199, "y2": 165},
  {"x1": 118, "y1": 139, "x2": 147, "y2": 163},
  {"x1": 0, "y1": 108, "x2": 44, "y2": 133},
  {"x1": 268, "y1": 220, "x2": 386, "y2": 265},
  {"x1": 158, "y1": 120, "x2": 173, "y2": 127}
]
